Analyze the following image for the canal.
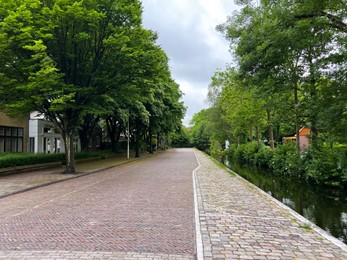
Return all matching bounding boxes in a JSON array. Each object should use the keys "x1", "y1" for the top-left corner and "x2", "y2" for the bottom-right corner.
[{"x1": 226, "y1": 160, "x2": 347, "y2": 244}]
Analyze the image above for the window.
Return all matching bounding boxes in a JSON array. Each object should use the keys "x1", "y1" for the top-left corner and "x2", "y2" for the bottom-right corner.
[
  {"x1": 0, "y1": 126, "x2": 24, "y2": 153},
  {"x1": 29, "y1": 137, "x2": 35, "y2": 153}
]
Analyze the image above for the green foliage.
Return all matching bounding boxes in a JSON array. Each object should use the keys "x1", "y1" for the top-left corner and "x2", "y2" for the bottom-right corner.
[
  {"x1": 254, "y1": 146, "x2": 274, "y2": 168},
  {"x1": 170, "y1": 126, "x2": 191, "y2": 148},
  {"x1": 226, "y1": 142, "x2": 263, "y2": 166},
  {"x1": 0, "y1": 0, "x2": 184, "y2": 168},
  {"x1": 270, "y1": 144, "x2": 303, "y2": 178},
  {"x1": 197, "y1": 0, "x2": 347, "y2": 189},
  {"x1": 190, "y1": 109, "x2": 212, "y2": 152},
  {"x1": 302, "y1": 146, "x2": 347, "y2": 187},
  {"x1": 210, "y1": 139, "x2": 223, "y2": 161},
  {"x1": 226, "y1": 142, "x2": 347, "y2": 187},
  {"x1": 0, "y1": 151, "x2": 112, "y2": 168},
  {"x1": 0, "y1": 153, "x2": 64, "y2": 168}
]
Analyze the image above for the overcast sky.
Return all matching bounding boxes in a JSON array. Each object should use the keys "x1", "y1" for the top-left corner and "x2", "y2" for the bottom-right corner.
[{"x1": 141, "y1": 0, "x2": 239, "y2": 126}]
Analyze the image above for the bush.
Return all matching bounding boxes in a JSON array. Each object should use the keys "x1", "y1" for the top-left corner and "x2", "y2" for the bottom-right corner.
[
  {"x1": 243, "y1": 142, "x2": 262, "y2": 165},
  {"x1": 225, "y1": 144, "x2": 237, "y2": 159},
  {"x1": 0, "y1": 153, "x2": 64, "y2": 168},
  {"x1": 270, "y1": 143, "x2": 303, "y2": 177},
  {"x1": 0, "y1": 151, "x2": 111, "y2": 168},
  {"x1": 254, "y1": 146, "x2": 274, "y2": 168},
  {"x1": 302, "y1": 146, "x2": 347, "y2": 187},
  {"x1": 226, "y1": 141, "x2": 347, "y2": 187},
  {"x1": 210, "y1": 140, "x2": 224, "y2": 162},
  {"x1": 226, "y1": 142, "x2": 264, "y2": 166}
]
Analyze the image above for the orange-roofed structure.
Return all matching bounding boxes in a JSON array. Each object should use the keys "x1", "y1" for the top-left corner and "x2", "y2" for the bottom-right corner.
[{"x1": 283, "y1": 127, "x2": 311, "y2": 150}]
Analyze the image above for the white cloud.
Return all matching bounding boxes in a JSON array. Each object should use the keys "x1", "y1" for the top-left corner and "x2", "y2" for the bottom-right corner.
[{"x1": 141, "y1": 0, "x2": 238, "y2": 126}]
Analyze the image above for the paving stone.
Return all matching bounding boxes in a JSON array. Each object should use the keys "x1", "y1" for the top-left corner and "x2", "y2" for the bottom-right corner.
[
  {"x1": 0, "y1": 149, "x2": 197, "y2": 259},
  {"x1": 193, "y1": 150, "x2": 347, "y2": 259},
  {"x1": 2, "y1": 148, "x2": 347, "y2": 259}
]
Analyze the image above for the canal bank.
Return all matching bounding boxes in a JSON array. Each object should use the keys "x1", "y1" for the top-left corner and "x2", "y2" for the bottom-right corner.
[
  {"x1": 194, "y1": 150, "x2": 347, "y2": 259},
  {"x1": 226, "y1": 160, "x2": 347, "y2": 245}
]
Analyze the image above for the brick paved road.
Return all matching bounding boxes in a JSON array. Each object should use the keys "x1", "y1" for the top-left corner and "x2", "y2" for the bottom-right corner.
[{"x1": 0, "y1": 149, "x2": 198, "y2": 259}]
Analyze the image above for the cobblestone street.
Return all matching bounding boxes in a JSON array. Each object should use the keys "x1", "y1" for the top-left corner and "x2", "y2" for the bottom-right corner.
[
  {"x1": 194, "y1": 151, "x2": 347, "y2": 259},
  {"x1": 1, "y1": 149, "x2": 347, "y2": 259}
]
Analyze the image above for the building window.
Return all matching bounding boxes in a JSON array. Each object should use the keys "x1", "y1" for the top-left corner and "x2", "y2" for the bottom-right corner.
[
  {"x1": 0, "y1": 126, "x2": 24, "y2": 153},
  {"x1": 29, "y1": 137, "x2": 35, "y2": 153}
]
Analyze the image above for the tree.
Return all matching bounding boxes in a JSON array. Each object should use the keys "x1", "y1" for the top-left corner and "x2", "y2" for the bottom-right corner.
[
  {"x1": 0, "y1": 0, "x2": 144, "y2": 172},
  {"x1": 217, "y1": 0, "x2": 346, "y2": 150},
  {"x1": 190, "y1": 109, "x2": 213, "y2": 152}
]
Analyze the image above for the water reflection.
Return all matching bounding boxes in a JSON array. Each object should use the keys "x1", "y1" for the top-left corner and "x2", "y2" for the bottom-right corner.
[{"x1": 226, "y1": 160, "x2": 347, "y2": 244}]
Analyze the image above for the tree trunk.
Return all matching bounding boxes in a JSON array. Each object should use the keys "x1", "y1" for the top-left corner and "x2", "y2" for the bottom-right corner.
[
  {"x1": 156, "y1": 133, "x2": 160, "y2": 150},
  {"x1": 135, "y1": 124, "x2": 141, "y2": 158},
  {"x1": 308, "y1": 57, "x2": 318, "y2": 149},
  {"x1": 267, "y1": 109, "x2": 275, "y2": 149},
  {"x1": 249, "y1": 127, "x2": 253, "y2": 142},
  {"x1": 64, "y1": 132, "x2": 75, "y2": 173},
  {"x1": 294, "y1": 85, "x2": 301, "y2": 151},
  {"x1": 255, "y1": 126, "x2": 260, "y2": 144},
  {"x1": 162, "y1": 135, "x2": 166, "y2": 150},
  {"x1": 79, "y1": 128, "x2": 89, "y2": 152},
  {"x1": 106, "y1": 117, "x2": 117, "y2": 152},
  {"x1": 148, "y1": 128, "x2": 153, "y2": 154}
]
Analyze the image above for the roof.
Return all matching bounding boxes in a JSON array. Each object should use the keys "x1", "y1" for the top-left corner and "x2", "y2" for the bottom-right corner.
[{"x1": 283, "y1": 128, "x2": 311, "y2": 140}]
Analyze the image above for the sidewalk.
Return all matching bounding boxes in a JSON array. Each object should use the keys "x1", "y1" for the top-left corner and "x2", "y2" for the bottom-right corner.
[
  {"x1": 193, "y1": 150, "x2": 347, "y2": 259},
  {"x1": 0, "y1": 152, "x2": 141, "y2": 199}
]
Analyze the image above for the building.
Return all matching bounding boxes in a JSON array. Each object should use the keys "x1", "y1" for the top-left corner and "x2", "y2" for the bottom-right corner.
[
  {"x1": 29, "y1": 112, "x2": 80, "y2": 154},
  {"x1": 283, "y1": 127, "x2": 311, "y2": 150},
  {"x1": 0, "y1": 112, "x2": 29, "y2": 153}
]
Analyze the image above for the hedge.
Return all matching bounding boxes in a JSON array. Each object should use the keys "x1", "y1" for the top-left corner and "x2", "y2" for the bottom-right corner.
[{"x1": 0, "y1": 151, "x2": 111, "y2": 169}]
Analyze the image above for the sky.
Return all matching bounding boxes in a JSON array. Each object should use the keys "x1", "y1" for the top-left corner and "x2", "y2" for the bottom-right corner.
[{"x1": 140, "y1": 0, "x2": 239, "y2": 126}]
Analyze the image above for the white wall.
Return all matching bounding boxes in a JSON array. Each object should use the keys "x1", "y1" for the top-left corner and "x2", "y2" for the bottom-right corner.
[{"x1": 29, "y1": 113, "x2": 80, "y2": 153}]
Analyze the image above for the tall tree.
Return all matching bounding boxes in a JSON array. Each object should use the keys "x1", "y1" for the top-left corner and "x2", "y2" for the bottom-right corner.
[
  {"x1": 217, "y1": 0, "x2": 345, "y2": 150},
  {"x1": 0, "y1": 0, "x2": 144, "y2": 172}
]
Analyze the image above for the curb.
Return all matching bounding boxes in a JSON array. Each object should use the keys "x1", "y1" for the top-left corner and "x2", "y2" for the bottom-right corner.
[
  {"x1": 0, "y1": 157, "x2": 141, "y2": 200},
  {"x1": 0, "y1": 162, "x2": 62, "y2": 176},
  {"x1": 192, "y1": 150, "x2": 204, "y2": 260}
]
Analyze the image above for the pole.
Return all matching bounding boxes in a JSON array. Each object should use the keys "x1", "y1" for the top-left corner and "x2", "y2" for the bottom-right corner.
[{"x1": 127, "y1": 115, "x2": 130, "y2": 160}]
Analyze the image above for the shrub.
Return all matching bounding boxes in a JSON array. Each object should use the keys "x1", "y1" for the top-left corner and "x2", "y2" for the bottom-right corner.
[
  {"x1": 243, "y1": 142, "x2": 262, "y2": 165},
  {"x1": 226, "y1": 142, "x2": 264, "y2": 166},
  {"x1": 0, "y1": 153, "x2": 64, "y2": 168},
  {"x1": 302, "y1": 146, "x2": 347, "y2": 187},
  {"x1": 0, "y1": 151, "x2": 111, "y2": 168},
  {"x1": 270, "y1": 143, "x2": 303, "y2": 177},
  {"x1": 225, "y1": 144, "x2": 237, "y2": 160},
  {"x1": 210, "y1": 140, "x2": 224, "y2": 162},
  {"x1": 254, "y1": 146, "x2": 274, "y2": 168},
  {"x1": 226, "y1": 141, "x2": 347, "y2": 187}
]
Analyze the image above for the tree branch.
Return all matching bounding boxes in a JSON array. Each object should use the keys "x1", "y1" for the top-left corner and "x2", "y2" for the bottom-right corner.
[{"x1": 295, "y1": 11, "x2": 347, "y2": 32}]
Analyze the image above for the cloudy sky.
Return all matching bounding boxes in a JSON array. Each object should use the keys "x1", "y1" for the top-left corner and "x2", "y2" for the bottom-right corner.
[{"x1": 141, "y1": 0, "x2": 239, "y2": 126}]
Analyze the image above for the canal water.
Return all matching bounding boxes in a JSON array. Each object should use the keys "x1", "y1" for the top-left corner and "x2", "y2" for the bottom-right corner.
[{"x1": 225, "y1": 160, "x2": 347, "y2": 244}]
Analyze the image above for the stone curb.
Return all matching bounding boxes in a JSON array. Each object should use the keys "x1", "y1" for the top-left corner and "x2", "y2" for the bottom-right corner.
[
  {"x1": 192, "y1": 150, "x2": 203, "y2": 260},
  {"x1": 0, "y1": 162, "x2": 62, "y2": 176},
  {"x1": 0, "y1": 156, "x2": 143, "y2": 200}
]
